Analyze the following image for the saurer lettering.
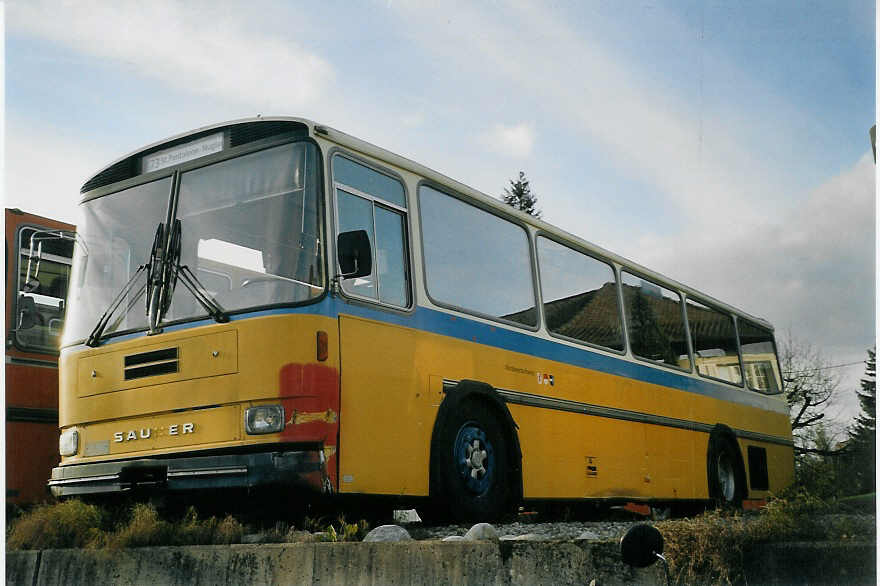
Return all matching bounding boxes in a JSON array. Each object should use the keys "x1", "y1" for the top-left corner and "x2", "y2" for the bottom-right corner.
[{"x1": 113, "y1": 423, "x2": 195, "y2": 443}]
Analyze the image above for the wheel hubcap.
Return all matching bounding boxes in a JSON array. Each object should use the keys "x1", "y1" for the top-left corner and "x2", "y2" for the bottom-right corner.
[
  {"x1": 717, "y1": 453, "x2": 735, "y2": 502},
  {"x1": 467, "y1": 440, "x2": 488, "y2": 478},
  {"x1": 454, "y1": 424, "x2": 494, "y2": 496}
]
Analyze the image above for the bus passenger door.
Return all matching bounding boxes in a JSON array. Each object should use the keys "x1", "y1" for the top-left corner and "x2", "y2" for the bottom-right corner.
[
  {"x1": 330, "y1": 153, "x2": 427, "y2": 496},
  {"x1": 337, "y1": 314, "x2": 434, "y2": 496}
]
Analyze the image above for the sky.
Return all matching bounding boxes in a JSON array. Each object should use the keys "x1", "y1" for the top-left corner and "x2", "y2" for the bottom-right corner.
[{"x1": 4, "y1": 1, "x2": 876, "y2": 428}]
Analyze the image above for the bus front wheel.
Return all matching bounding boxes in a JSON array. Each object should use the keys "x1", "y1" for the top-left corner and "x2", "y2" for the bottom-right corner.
[{"x1": 436, "y1": 399, "x2": 514, "y2": 522}]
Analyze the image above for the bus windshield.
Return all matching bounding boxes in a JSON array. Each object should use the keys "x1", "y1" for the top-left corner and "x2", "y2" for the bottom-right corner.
[{"x1": 64, "y1": 141, "x2": 324, "y2": 345}]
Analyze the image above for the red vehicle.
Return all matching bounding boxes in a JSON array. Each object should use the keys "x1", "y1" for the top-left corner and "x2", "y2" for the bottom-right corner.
[{"x1": 6, "y1": 208, "x2": 74, "y2": 506}]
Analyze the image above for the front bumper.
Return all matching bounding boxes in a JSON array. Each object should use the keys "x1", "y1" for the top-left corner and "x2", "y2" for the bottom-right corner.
[{"x1": 49, "y1": 449, "x2": 330, "y2": 498}]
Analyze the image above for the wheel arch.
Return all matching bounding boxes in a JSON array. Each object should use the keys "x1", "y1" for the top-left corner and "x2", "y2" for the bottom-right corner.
[{"x1": 428, "y1": 380, "x2": 523, "y2": 504}]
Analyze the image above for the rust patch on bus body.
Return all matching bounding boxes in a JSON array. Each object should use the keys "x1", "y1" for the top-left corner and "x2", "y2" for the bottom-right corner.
[
  {"x1": 288, "y1": 409, "x2": 337, "y2": 425},
  {"x1": 278, "y1": 363, "x2": 340, "y2": 489}
]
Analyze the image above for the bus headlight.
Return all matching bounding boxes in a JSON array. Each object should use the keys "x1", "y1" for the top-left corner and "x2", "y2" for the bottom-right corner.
[
  {"x1": 245, "y1": 405, "x2": 285, "y2": 435},
  {"x1": 59, "y1": 429, "x2": 79, "y2": 457}
]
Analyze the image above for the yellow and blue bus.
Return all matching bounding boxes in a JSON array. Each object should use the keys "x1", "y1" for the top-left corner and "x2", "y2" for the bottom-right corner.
[{"x1": 50, "y1": 117, "x2": 792, "y2": 521}]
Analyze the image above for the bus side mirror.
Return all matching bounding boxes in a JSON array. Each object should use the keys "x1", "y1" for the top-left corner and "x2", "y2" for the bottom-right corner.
[{"x1": 337, "y1": 230, "x2": 372, "y2": 279}]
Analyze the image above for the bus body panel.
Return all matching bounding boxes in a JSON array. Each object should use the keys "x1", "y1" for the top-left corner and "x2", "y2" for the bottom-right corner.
[
  {"x1": 6, "y1": 362, "x2": 59, "y2": 409},
  {"x1": 58, "y1": 314, "x2": 341, "y2": 487},
  {"x1": 334, "y1": 308, "x2": 793, "y2": 501},
  {"x1": 6, "y1": 421, "x2": 59, "y2": 503}
]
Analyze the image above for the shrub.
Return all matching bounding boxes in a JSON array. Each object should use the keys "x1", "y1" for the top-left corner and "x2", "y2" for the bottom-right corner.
[
  {"x1": 213, "y1": 515, "x2": 245, "y2": 545},
  {"x1": 106, "y1": 503, "x2": 173, "y2": 549},
  {"x1": 306, "y1": 514, "x2": 370, "y2": 542},
  {"x1": 7, "y1": 499, "x2": 104, "y2": 550}
]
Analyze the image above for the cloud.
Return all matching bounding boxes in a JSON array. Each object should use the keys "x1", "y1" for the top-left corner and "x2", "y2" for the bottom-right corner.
[
  {"x1": 652, "y1": 152, "x2": 874, "y2": 341},
  {"x1": 8, "y1": 0, "x2": 335, "y2": 112},
  {"x1": 480, "y1": 123, "x2": 535, "y2": 159},
  {"x1": 389, "y1": 1, "x2": 805, "y2": 228},
  {"x1": 636, "y1": 152, "x2": 875, "y2": 425},
  {"x1": 400, "y1": 112, "x2": 425, "y2": 128},
  {"x1": 4, "y1": 121, "x2": 111, "y2": 224}
]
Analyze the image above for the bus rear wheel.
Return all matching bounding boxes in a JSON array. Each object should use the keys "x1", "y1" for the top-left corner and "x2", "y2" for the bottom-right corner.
[
  {"x1": 435, "y1": 400, "x2": 514, "y2": 522},
  {"x1": 708, "y1": 434, "x2": 745, "y2": 508}
]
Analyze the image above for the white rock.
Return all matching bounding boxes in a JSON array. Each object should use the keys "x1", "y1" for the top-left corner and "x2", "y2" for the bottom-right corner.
[
  {"x1": 575, "y1": 530, "x2": 601, "y2": 541},
  {"x1": 463, "y1": 522, "x2": 499, "y2": 541},
  {"x1": 442, "y1": 535, "x2": 466, "y2": 542},
  {"x1": 363, "y1": 524, "x2": 413, "y2": 542},
  {"x1": 511, "y1": 533, "x2": 543, "y2": 541},
  {"x1": 393, "y1": 509, "x2": 422, "y2": 524},
  {"x1": 500, "y1": 534, "x2": 543, "y2": 541}
]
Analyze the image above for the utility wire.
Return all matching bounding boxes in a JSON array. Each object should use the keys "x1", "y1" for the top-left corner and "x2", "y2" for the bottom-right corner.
[{"x1": 783, "y1": 360, "x2": 866, "y2": 375}]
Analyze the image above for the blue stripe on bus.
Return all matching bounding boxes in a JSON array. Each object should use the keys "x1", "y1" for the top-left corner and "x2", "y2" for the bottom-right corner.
[
  {"x1": 320, "y1": 300, "x2": 786, "y2": 414},
  {"x1": 83, "y1": 297, "x2": 787, "y2": 414}
]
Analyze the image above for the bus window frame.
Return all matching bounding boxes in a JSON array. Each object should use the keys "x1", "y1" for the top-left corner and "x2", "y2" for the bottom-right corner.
[
  {"x1": 534, "y1": 230, "x2": 627, "y2": 356},
  {"x1": 65, "y1": 134, "x2": 329, "y2": 348},
  {"x1": 619, "y1": 267, "x2": 695, "y2": 374},
  {"x1": 416, "y1": 179, "x2": 541, "y2": 333},
  {"x1": 12, "y1": 222, "x2": 73, "y2": 355},
  {"x1": 328, "y1": 148, "x2": 414, "y2": 313},
  {"x1": 736, "y1": 317, "x2": 784, "y2": 396},
  {"x1": 684, "y1": 294, "x2": 747, "y2": 388}
]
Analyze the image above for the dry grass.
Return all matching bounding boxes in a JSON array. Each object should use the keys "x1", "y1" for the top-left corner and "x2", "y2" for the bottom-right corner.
[
  {"x1": 655, "y1": 490, "x2": 875, "y2": 585},
  {"x1": 7, "y1": 501, "x2": 245, "y2": 551},
  {"x1": 6, "y1": 500, "x2": 375, "y2": 550}
]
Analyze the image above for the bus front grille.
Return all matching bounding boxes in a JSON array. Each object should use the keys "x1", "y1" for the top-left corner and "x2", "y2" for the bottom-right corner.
[{"x1": 124, "y1": 347, "x2": 179, "y2": 380}]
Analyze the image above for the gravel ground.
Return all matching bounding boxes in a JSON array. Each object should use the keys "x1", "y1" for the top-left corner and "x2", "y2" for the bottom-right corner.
[
  {"x1": 393, "y1": 509, "x2": 877, "y2": 542},
  {"x1": 395, "y1": 509, "x2": 645, "y2": 541}
]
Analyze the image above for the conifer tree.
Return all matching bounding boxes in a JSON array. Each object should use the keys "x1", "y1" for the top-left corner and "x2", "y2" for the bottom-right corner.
[
  {"x1": 848, "y1": 347, "x2": 876, "y2": 493},
  {"x1": 502, "y1": 171, "x2": 542, "y2": 218}
]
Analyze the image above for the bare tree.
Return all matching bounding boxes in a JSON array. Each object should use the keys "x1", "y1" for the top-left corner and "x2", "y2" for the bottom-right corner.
[{"x1": 779, "y1": 334, "x2": 841, "y2": 453}]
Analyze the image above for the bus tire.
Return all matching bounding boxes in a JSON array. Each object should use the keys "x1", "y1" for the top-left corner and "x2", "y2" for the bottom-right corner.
[
  {"x1": 707, "y1": 432, "x2": 746, "y2": 508},
  {"x1": 436, "y1": 398, "x2": 514, "y2": 522}
]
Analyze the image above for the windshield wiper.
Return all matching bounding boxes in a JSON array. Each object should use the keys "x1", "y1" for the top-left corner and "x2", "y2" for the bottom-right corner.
[
  {"x1": 149, "y1": 219, "x2": 229, "y2": 329},
  {"x1": 176, "y1": 264, "x2": 230, "y2": 324},
  {"x1": 85, "y1": 265, "x2": 149, "y2": 347},
  {"x1": 86, "y1": 220, "x2": 229, "y2": 347},
  {"x1": 87, "y1": 222, "x2": 166, "y2": 347}
]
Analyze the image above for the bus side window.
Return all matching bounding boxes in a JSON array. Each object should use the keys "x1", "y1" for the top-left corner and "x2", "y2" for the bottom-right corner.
[
  {"x1": 537, "y1": 236, "x2": 624, "y2": 351},
  {"x1": 333, "y1": 155, "x2": 410, "y2": 308},
  {"x1": 687, "y1": 299, "x2": 743, "y2": 385},
  {"x1": 738, "y1": 320, "x2": 782, "y2": 393},
  {"x1": 419, "y1": 185, "x2": 537, "y2": 327},
  {"x1": 620, "y1": 271, "x2": 690, "y2": 370}
]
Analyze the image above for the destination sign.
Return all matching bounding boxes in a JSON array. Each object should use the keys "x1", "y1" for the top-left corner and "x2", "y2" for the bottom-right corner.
[{"x1": 141, "y1": 132, "x2": 224, "y2": 173}]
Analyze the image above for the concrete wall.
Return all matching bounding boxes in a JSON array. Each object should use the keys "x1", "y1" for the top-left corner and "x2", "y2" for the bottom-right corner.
[
  {"x1": 8, "y1": 540, "x2": 876, "y2": 585},
  {"x1": 7, "y1": 541, "x2": 662, "y2": 586},
  {"x1": 743, "y1": 541, "x2": 877, "y2": 585}
]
